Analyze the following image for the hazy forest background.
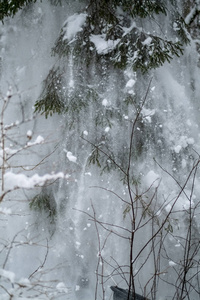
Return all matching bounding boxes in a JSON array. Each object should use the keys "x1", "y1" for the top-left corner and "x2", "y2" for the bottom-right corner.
[{"x1": 0, "y1": 1, "x2": 200, "y2": 299}]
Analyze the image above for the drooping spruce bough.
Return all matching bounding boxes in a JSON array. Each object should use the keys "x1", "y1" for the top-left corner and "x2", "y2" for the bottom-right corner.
[{"x1": 32, "y1": 0, "x2": 194, "y2": 174}]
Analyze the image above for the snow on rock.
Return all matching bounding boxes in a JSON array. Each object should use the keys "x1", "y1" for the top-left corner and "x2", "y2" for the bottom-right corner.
[
  {"x1": 63, "y1": 13, "x2": 87, "y2": 41},
  {"x1": 4, "y1": 172, "x2": 66, "y2": 190}
]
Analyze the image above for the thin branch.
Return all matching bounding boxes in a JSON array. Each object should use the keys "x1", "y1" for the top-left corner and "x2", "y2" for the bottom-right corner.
[{"x1": 29, "y1": 239, "x2": 49, "y2": 279}]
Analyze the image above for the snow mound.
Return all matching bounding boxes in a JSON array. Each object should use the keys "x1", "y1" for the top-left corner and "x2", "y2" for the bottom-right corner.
[{"x1": 90, "y1": 34, "x2": 120, "y2": 54}]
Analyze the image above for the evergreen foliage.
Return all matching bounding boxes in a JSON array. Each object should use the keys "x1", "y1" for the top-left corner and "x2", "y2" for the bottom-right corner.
[
  {"x1": 0, "y1": 0, "x2": 36, "y2": 21},
  {"x1": 34, "y1": 67, "x2": 65, "y2": 118},
  {"x1": 52, "y1": 0, "x2": 188, "y2": 71},
  {"x1": 110, "y1": 33, "x2": 184, "y2": 72},
  {"x1": 35, "y1": 0, "x2": 190, "y2": 120},
  {"x1": 14, "y1": 0, "x2": 197, "y2": 174},
  {"x1": 117, "y1": 0, "x2": 167, "y2": 17},
  {"x1": 0, "y1": 0, "x2": 62, "y2": 21},
  {"x1": 1, "y1": 3, "x2": 200, "y2": 299},
  {"x1": 29, "y1": 190, "x2": 57, "y2": 223},
  {"x1": 1, "y1": 3, "x2": 200, "y2": 298}
]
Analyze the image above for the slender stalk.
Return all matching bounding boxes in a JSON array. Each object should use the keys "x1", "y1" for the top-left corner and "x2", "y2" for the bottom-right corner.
[
  {"x1": 127, "y1": 78, "x2": 152, "y2": 297},
  {"x1": 1, "y1": 96, "x2": 9, "y2": 191}
]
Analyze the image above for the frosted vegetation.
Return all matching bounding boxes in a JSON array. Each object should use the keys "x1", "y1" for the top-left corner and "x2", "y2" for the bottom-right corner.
[{"x1": 0, "y1": 1, "x2": 200, "y2": 299}]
